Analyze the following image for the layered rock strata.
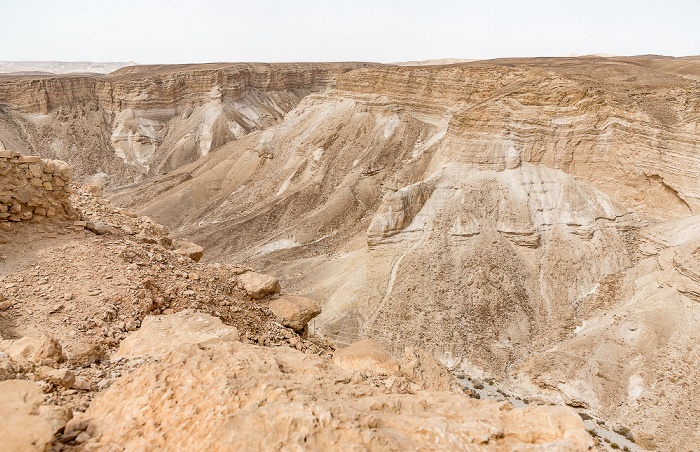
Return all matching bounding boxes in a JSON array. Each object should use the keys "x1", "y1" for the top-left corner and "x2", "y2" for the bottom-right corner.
[{"x1": 0, "y1": 62, "x2": 380, "y2": 184}]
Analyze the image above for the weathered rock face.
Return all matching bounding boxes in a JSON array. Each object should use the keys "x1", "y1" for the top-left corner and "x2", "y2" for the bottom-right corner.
[
  {"x1": 81, "y1": 341, "x2": 594, "y2": 451},
  {"x1": 0, "y1": 62, "x2": 380, "y2": 184},
  {"x1": 268, "y1": 295, "x2": 321, "y2": 331},
  {"x1": 332, "y1": 339, "x2": 400, "y2": 375},
  {"x1": 114, "y1": 310, "x2": 239, "y2": 359},
  {"x1": 0, "y1": 380, "x2": 53, "y2": 452},
  {"x1": 517, "y1": 214, "x2": 700, "y2": 451}
]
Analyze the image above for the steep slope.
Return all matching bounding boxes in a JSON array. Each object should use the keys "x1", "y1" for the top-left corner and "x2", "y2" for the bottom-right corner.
[
  {"x1": 517, "y1": 215, "x2": 700, "y2": 451},
  {"x1": 0, "y1": 62, "x2": 379, "y2": 184},
  {"x1": 106, "y1": 56, "x2": 700, "y2": 451}
]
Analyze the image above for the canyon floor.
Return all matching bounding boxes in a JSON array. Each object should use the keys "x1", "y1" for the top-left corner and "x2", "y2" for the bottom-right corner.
[{"x1": 1, "y1": 56, "x2": 699, "y2": 451}]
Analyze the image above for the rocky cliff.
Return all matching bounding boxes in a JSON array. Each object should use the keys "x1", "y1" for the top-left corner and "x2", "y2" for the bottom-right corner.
[
  {"x1": 105, "y1": 56, "x2": 700, "y2": 451},
  {"x1": 0, "y1": 62, "x2": 379, "y2": 184}
]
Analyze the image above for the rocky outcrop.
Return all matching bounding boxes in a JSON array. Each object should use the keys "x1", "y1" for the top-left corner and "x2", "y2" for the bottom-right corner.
[
  {"x1": 81, "y1": 341, "x2": 594, "y2": 451},
  {"x1": 114, "y1": 310, "x2": 239, "y2": 359},
  {"x1": 0, "y1": 335, "x2": 65, "y2": 367},
  {"x1": 332, "y1": 339, "x2": 401, "y2": 375},
  {"x1": 0, "y1": 380, "x2": 53, "y2": 451}
]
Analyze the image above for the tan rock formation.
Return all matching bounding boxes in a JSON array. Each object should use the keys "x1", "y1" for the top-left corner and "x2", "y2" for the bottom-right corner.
[
  {"x1": 268, "y1": 295, "x2": 321, "y2": 331},
  {"x1": 38, "y1": 404, "x2": 73, "y2": 435},
  {"x1": 399, "y1": 347, "x2": 463, "y2": 393},
  {"x1": 332, "y1": 339, "x2": 400, "y2": 375},
  {"x1": 114, "y1": 310, "x2": 239, "y2": 359},
  {"x1": 0, "y1": 335, "x2": 65, "y2": 366},
  {"x1": 99, "y1": 57, "x2": 700, "y2": 449},
  {"x1": 238, "y1": 271, "x2": 281, "y2": 299},
  {"x1": 0, "y1": 62, "x2": 380, "y2": 184},
  {"x1": 0, "y1": 380, "x2": 53, "y2": 452},
  {"x1": 82, "y1": 341, "x2": 594, "y2": 451},
  {"x1": 516, "y1": 214, "x2": 700, "y2": 451},
  {"x1": 174, "y1": 239, "x2": 204, "y2": 262}
]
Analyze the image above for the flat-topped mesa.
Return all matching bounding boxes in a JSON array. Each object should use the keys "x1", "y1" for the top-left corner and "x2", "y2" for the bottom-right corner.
[
  {"x1": 335, "y1": 60, "x2": 700, "y2": 218},
  {"x1": 0, "y1": 62, "x2": 383, "y2": 184},
  {"x1": 0, "y1": 150, "x2": 76, "y2": 225},
  {"x1": 0, "y1": 62, "x2": 381, "y2": 114}
]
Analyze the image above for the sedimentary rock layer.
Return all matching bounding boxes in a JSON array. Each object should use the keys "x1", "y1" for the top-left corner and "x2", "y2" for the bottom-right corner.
[{"x1": 0, "y1": 62, "x2": 379, "y2": 184}]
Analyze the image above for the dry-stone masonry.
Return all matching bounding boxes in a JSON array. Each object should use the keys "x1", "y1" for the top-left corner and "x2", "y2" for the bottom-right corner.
[{"x1": 0, "y1": 150, "x2": 75, "y2": 225}]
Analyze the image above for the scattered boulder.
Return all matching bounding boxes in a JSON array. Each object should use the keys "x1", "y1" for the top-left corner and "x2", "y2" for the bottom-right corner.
[
  {"x1": 72, "y1": 377, "x2": 92, "y2": 391},
  {"x1": 114, "y1": 310, "x2": 239, "y2": 359},
  {"x1": 238, "y1": 271, "x2": 280, "y2": 299},
  {"x1": 38, "y1": 405, "x2": 73, "y2": 435},
  {"x1": 174, "y1": 240, "x2": 204, "y2": 262},
  {"x1": 268, "y1": 295, "x2": 321, "y2": 331},
  {"x1": 332, "y1": 339, "x2": 400, "y2": 375},
  {"x1": 0, "y1": 380, "x2": 53, "y2": 451},
  {"x1": 67, "y1": 343, "x2": 108, "y2": 366},
  {"x1": 398, "y1": 346, "x2": 463, "y2": 393},
  {"x1": 35, "y1": 366, "x2": 75, "y2": 388},
  {"x1": 0, "y1": 335, "x2": 65, "y2": 365},
  {"x1": 87, "y1": 220, "x2": 109, "y2": 235}
]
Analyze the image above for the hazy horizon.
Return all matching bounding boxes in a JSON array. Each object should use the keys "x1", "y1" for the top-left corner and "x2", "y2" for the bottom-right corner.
[{"x1": 1, "y1": 0, "x2": 698, "y2": 64}]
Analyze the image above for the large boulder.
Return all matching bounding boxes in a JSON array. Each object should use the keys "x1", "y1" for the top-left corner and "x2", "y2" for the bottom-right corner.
[
  {"x1": 332, "y1": 339, "x2": 400, "y2": 375},
  {"x1": 114, "y1": 310, "x2": 239, "y2": 359},
  {"x1": 398, "y1": 346, "x2": 463, "y2": 393},
  {"x1": 174, "y1": 240, "x2": 204, "y2": 262},
  {"x1": 81, "y1": 341, "x2": 594, "y2": 451},
  {"x1": 238, "y1": 271, "x2": 281, "y2": 299},
  {"x1": 0, "y1": 380, "x2": 53, "y2": 451},
  {"x1": 268, "y1": 295, "x2": 321, "y2": 331},
  {"x1": 0, "y1": 335, "x2": 64, "y2": 365}
]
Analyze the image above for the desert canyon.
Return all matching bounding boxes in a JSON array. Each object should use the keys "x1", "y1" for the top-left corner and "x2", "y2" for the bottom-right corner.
[{"x1": 0, "y1": 56, "x2": 698, "y2": 451}]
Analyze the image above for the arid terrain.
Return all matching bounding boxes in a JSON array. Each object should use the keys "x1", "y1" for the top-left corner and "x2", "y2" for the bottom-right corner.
[{"x1": 1, "y1": 56, "x2": 699, "y2": 451}]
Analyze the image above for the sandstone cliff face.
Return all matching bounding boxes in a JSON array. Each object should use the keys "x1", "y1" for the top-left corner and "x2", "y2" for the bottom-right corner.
[{"x1": 0, "y1": 62, "x2": 378, "y2": 184}]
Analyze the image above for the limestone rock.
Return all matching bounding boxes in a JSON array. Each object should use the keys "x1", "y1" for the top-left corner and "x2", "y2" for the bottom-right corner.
[
  {"x1": 87, "y1": 220, "x2": 109, "y2": 235},
  {"x1": 268, "y1": 295, "x2": 321, "y2": 331},
  {"x1": 332, "y1": 339, "x2": 400, "y2": 376},
  {"x1": 0, "y1": 335, "x2": 65, "y2": 365},
  {"x1": 34, "y1": 366, "x2": 75, "y2": 388},
  {"x1": 82, "y1": 341, "x2": 593, "y2": 451},
  {"x1": 238, "y1": 271, "x2": 281, "y2": 299},
  {"x1": 174, "y1": 240, "x2": 204, "y2": 262},
  {"x1": 67, "y1": 343, "x2": 108, "y2": 366},
  {"x1": 114, "y1": 310, "x2": 239, "y2": 359},
  {"x1": 0, "y1": 353, "x2": 16, "y2": 380},
  {"x1": 398, "y1": 346, "x2": 463, "y2": 393},
  {"x1": 38, "y1": 405, "x2": 73, "y2": 435},
  {"x1": 0, "y1": 380, "x2": 53, "y2": 451}
]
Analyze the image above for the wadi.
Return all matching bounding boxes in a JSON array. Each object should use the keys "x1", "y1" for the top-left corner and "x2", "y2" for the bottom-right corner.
[{"x1": 0, "y1": 55, "x2": 698, "y2": 451}]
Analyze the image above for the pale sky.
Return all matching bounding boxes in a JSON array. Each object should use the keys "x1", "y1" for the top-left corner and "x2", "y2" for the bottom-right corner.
[{"x1": 0, "y1": 0, "x2": 698, "y2": 64}]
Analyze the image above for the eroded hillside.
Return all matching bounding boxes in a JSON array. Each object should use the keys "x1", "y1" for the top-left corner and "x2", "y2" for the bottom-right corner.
[
  {"x1": 0, "y1": 62, "x2": 379, "y2": 184},
  {"x1": 102, "y1": 56, "x2": 700, "y2": 451},
  {"x1": 2, "y1": 56, "x2": 699, "y2": 451}
]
